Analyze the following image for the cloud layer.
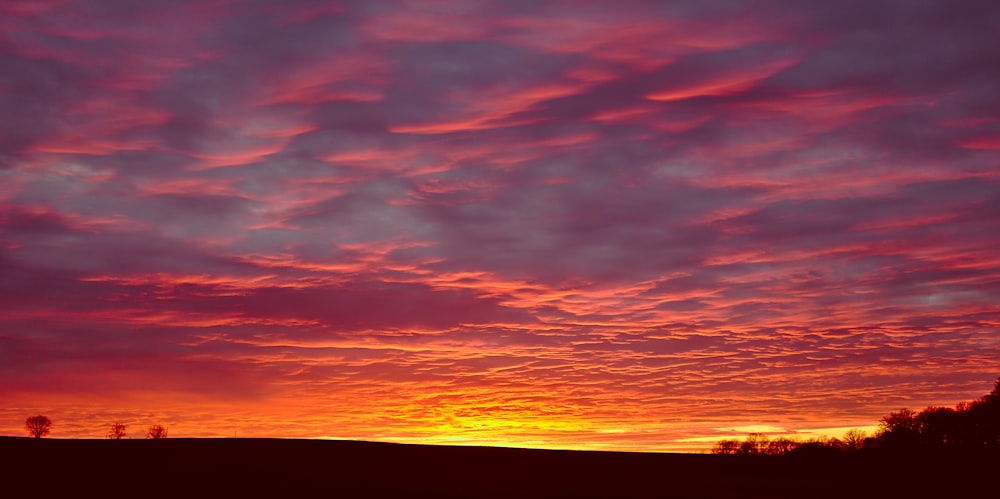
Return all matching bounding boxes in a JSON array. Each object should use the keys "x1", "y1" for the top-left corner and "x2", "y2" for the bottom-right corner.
[{"x1": 2, "y1": 0, "x2": 999, "y2": 450}]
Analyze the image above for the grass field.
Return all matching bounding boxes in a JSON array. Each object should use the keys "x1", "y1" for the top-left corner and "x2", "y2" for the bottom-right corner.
[{"x1": 2, "y1": 436, "x2": 996, "y2": 497}]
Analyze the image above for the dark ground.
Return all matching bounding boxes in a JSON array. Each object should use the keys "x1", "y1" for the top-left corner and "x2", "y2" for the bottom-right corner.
[{"x1": 1, "y1": 437, "x2": 996, "y2": 497}]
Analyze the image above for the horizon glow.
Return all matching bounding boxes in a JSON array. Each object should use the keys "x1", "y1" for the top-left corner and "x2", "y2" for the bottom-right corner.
[{"x1": 1, "y1": 0, "x2": 999, "y2": 452}]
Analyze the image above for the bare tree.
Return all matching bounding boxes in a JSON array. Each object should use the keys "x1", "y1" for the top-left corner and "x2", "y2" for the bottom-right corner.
[
  {"x1": 739, "y1": 432, "x2": 769, "y2": 455},
  {"x1": 25, "y1": 415, "x2": 52, "y2": 438},
  {"x1": 765, "y1": 437, "x2": 799, "y2": 455},
  {"x1": 147, "y1": 424, "x2": 168, "y2": 439},
  {"x1": 843, "y1": 428, "x2": 867, "y2": 450},
  {"x1": 711, "y1": 439, "x2": 741, "y2": 454},
  {"x1": 107, "y1": 422, "x2": 128, "y2": 439}
]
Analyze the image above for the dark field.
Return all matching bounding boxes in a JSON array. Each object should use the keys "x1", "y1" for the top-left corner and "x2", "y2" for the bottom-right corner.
[{"x1": 2, "y1": 437, "x2": 996, "y2": 497}]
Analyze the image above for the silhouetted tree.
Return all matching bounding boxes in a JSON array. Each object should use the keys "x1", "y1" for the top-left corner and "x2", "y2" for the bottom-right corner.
[
  {"x1": 25, "y1": 415, "x2": 52, "y2": 438},
  {"x1": 870, "y1": 377, "x2": 1000, "y2": 450},
  {"x1": 711, "y1": 377, "x2": 1000, "y2": 454},
  {"x1": 984, "y1": 378, "x2": 1000, "y2": 445},
  {"x1": 146, "y1": 424, "x2": 168, "y2": 439},
  {"x1": 826, "y1": 437, "x2": 845, "y2": 450},
  {"x1": 949, "y1": 401, "x2": 976, "y2": 447},
  {"x1": 711, "y1": 439, "x2": 741, "y2": 454},
  {"x1": 880, "y1": 408, "x2": 919, "y2": 433},
  {"x1": 788, "y1": 436, "x2": 847, "y2": 456},
  {"x1": 962, "y1": 378, "x2": 1000, "y2": 447},
  {"x1": 765, "y1": 437, "x2": 798, "y2": 455},
  {"x1": 917, "y1": 406, "x2": 957, "y2": 447},
  {"x1": 713, "y1": 434, "x2": 817, "y2": 456},
  {"x1": 878, "y1": 408, "x2": 920, "y2": 448},
  {"x1": 842, "y1": 429, "x2": 867, "y2": 450},
  {"x1": 738, "y1": 433, "x2": 769, "y2": 455},
  {"x1": 107, "y1": 422, "x2": 128, "y2": 439}
]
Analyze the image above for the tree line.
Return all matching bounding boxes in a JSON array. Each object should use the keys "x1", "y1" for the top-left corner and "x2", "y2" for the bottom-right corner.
[
  {"x1": 713, "y1": 377, "x2": 1000, "y2": 455},
  {"x1": 23, "y1": 416, "x2": 169, "y2": 439}
]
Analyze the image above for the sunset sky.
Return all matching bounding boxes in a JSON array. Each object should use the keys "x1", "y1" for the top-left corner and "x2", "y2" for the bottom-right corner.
[{"x1": 2, "y1": 0, "x2": 999, "y2": 451}]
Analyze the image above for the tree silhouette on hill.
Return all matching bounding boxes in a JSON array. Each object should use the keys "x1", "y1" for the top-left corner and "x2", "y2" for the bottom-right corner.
[
  {"x1": 25, "y1": 415, "x2": 52, "y2": 438},
  {"x1": 712, "y1": 377, "x2": 1000, "y2": 454},
  {"x1": 878, "y1": 377, "x2": 1000, "y2": 450},
  {"x1": 147, "y1": 424, "x2": 169, "y2": 439},
  {"x1": 107, "y1": 422, "x2": 128, "y2": 439}
]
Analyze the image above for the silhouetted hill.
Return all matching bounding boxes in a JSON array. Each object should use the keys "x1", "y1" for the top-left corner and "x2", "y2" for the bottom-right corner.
[{"x1": 2, "y1": 437, "x2": 997, "y2": 497}]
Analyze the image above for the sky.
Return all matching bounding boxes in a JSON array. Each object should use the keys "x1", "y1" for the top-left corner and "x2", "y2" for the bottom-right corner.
[{"x1": 1, "y1": 0, "x2": 998, "y2": 452}]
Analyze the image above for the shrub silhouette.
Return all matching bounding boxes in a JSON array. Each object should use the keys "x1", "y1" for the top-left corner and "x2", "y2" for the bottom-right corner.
[
  {"x1": 107, "y1": 422, "x2": 128, "y2": 439},
  {"x1": 147, "y1": 424, "x2": 168, "y2": 439},
  {"x1": 25, "y1": 415, "x2": 52, "y2": 438}
]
